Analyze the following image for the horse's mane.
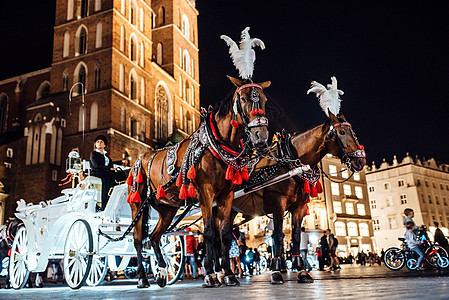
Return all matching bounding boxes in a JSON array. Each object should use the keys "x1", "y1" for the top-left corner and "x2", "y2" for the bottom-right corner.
[{"x1": 213, "y1": 88, "x2": 236, "y2": 118}]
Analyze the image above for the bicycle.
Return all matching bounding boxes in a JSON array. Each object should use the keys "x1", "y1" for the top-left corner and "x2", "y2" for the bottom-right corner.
[{"x1": 384, "y1": 231, "x2": 449, "y2": 270}]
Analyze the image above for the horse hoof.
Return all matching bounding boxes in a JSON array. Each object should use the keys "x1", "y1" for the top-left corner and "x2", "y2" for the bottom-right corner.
[
  {"x1": 224, "y1": 275, "x2": 240, "y2": 286},
  {"x1": 202, "y1": 274, "x2": 217, "y2": 288},
  {"x1": 137, "y1": 278, "x2": 150, "y2": 288},
  {"x1": 156, "y1": 275, "x2": 166, "y2": 288},
  {"x1": 271, "y1": 271, "x2": 284, "y2": 284},
  {"x1": 297, "y1": 270, "x2": 314, "y2": 283}
]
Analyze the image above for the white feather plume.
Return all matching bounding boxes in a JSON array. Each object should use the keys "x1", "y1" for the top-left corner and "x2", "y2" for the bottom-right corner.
[
  {"x1": 220, "y1": 27, "x2": 265, "y2": 80},
  {"x1": 307, "y1": 76, "x2": 344, "y2": 116}
]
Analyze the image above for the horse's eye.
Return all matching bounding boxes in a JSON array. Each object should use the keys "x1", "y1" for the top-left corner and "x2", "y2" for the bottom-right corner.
[{"x1": 339, "y1": 130, "x2": 346, "y2": 135}]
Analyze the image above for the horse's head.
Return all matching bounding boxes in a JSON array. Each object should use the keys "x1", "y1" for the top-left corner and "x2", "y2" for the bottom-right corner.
[
  {"x1": 326, "y1": 110, "x2": 366, "y2": 172},
  {"x1": 228, "y1": 76, "x2": 271, "y2": 147}
]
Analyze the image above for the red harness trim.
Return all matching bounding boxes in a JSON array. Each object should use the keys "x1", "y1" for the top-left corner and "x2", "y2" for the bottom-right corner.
[
  {"x1": 236, "y1": 83, "x2": 262, "y2": 94},
  {"x1": 333, "y1": 122, "x2": 351, "y2": 128},
  {"x1": 209, "y1": 113, "x2": 242, "y2": 156}
]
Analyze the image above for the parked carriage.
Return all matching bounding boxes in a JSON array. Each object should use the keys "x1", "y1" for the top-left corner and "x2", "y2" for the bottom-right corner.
[{"x1": 9, "y1": 151, "x2": 189, "y2": 289}]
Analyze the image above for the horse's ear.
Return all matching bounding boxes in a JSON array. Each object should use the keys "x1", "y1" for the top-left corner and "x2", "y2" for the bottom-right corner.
[
  {"x1": 258, "y1": 81, "x2": 271, "y2": 89},
  {"x1": 339, "y1": 114, "x2": 347, "y2": 122},
  {"x1": 227, "y1": 75, "x2": 244, "y2": 87},
  {"x1": 328, "y1": 109, "x2": 339, "y2": 124}
]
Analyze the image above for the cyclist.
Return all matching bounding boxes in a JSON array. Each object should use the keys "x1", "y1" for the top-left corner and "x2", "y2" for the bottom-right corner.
[{"x1": 405, "y1": 221, "x2": 424, "y2": 270}]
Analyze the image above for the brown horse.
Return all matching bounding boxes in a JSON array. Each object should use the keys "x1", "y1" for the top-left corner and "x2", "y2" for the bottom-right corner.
[
  {"x1": 231, "y1": 110, "x2": 366, "y2": 284},
  {"x1": 127, "y1": 76, "x2": 271, "y2": 288}
]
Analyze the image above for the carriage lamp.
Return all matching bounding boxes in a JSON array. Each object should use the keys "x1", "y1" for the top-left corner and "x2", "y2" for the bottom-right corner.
[{"x1": 66, "y1": 150, "x2": 82, "y2": 174}]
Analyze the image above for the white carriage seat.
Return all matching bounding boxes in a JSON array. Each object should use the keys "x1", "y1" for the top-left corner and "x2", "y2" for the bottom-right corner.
[
  {"x1": 103, "y1": 184, "x2": 131, "y2": 222},
  {"x1": 48, "y1": 194, "x2": 69, "y2": 205}
]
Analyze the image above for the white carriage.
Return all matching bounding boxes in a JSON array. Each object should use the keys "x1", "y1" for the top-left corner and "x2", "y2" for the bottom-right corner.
[{"x1": 9, "y1": 151, "x2": 186, "y2": 289}]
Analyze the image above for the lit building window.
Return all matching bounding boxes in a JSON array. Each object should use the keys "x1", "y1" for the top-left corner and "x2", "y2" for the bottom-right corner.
[
  {"x1": 359, "y1": 223, "x2": 369, "y2": 236},
  {"x1": 347, "y1": 222, "x2": 358, "y2": 236},
  {"x1": 182, "y1": 14, "x2": 190, "y2": 39},
  {"x1": 369, "y1": 186, "x2": 375, "y2": 193},
  {"x1": 329, "y1": 165, "x2": 337, "y2": 176},
  {"x1": 333, "y1": 201, "x2": 342, "y2": 213},
  {"x1": 400, "y1": 194, "x2": 407, "y2": 205},
  {"x1": 355, "y1": 186, "x2": 363, "y2": 199},
  {"x1": 345, "y1": 203, "x2": 354, "y2": 215},
  {"x1": 344, "y1": 184, "x2": 351, "y2": 196},
  {"x1": 398, "y1": 179, "x2": 404, "y2": 187},
  {"x1": 331, "y1": 183, "x2": 339, "y2": 195},
  {"x1": 370, "y1": 199, "x2": 376, "y2": 209},
  {"x1": 386, "y1": 196, "x2": 393, "y2": 207},
  {"x1": 334, "y1": 221, "x2": 346, "y2": 236},
  {"x1": 353, "y1": 172, "x2": 360, "y2": 181},
  {"x1": 341, "y1": 169, "x2": 348, "y2": 178},
  {"x1": 357, "y1": 204, "x2": 366, "y2": 215},
  {"x1": 388, "y1": 216, "x2": 397, "y2": 229}
]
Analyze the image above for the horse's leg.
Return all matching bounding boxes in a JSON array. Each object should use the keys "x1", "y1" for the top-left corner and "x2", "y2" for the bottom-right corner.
[
  {"x1": 268, "y1": 193, "x2": 286, "y2": 284},
  {"x1": 131, "y1": 202, "x2": 150, "y2": 288},
  {"x1": 148, "y1": 204, "x2": 178, "y2": 287},
  {"x1": 212, "y1": 207, "x2": 224, "y2": 285},
  {"x1": 291, "y1": 202, "x2": 314, "y2": 283},
  {"x1": 217, "y1": 192, "x2": 239, "y2": 286}
]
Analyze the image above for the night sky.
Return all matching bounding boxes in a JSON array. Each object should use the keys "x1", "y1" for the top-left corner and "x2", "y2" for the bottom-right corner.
[{"x1": 1, "y1": 1, "x2": 449, "y2": 166}]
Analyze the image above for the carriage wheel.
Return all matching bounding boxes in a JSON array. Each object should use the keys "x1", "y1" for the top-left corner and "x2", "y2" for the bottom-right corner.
[
  {"x1": 86, "y1": 255, "x2": 108, "y2": 286},
  {"x1": 9, "y1": 226, "x2": 30, "y2": 289},
  {"x1": 63, "y1": 219, "x2": 93, "y2": 289},
  {"x1": 259, "y1": 256, "x2": 268, "y2": 273},
  {"x1": 149, "y1": 234, "x2": 185, "y2": 285}
]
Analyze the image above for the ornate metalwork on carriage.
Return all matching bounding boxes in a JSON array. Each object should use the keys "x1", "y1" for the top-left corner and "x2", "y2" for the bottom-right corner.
[
  {"x1": 240, "y1": 163, "x2": 280, "y2": 189},
  {"x1": 245, "y1": 157, "x2": 260, "y2": 176}
]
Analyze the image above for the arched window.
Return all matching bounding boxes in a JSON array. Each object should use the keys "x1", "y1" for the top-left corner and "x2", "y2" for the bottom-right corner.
[
  {"x1": 140, "y1": 117, "x2": 146, "y2": 141},
  {"x1": 155, "y1": 84, "x2": 169, "y2": 142},
  {"x1": 39, "y1": 125, "x2": 46, "y2": 163},
  {"x1": 184, "y1": 80, "x2": 190, "y2": 103},
  {"x1": 32, "y1": 125, "x2": 41, "y2": 164},
  {"x1": 96, "y1": 22, "x2": 102, "y2": 48},
  {"x1": 129, "y1": 71, "x2": 137, "y2": 100},
  {"x1": 121, "y1": 0, "x2": 125, "y2": 14},
  {"x1": 36, "y1": 81, "x2": 51, "y2": 100},
  {"x1": 67, "y1": 0, "x2": 74, "y2": 20},
  {"x1": 78, "y1": 105, "x2": 86, "y2": 132},
  {"x1": 186, "y1": 110, "x2": 192, "y2": 134},
  {"x1": 119, "y1": 64, "x2": 125, "y2": 92},
  {"x1": 359, "y1": 223, "x2": 369, "y2": 237},
  {"x1": 158, "y1": 6, "x2": 165, "y2": 26},
  {"x1": 182, "y1": 50, "x2": 190, "y2": 74},
  {"x1": 74, "y1": 62, "x2": 87, "y2": 95},
  {"x1": 56, "y1": 128, "x2": 62, "y2": 166},
  {"x1": 140, "y1": 42, "x2": 144, "y2": 66},
  {"x1": 178, "y1": 76, "x2": 182, "y2": 97},
  {"x1": 140, "y1": 78, "x2": 145, "y2": 105},
  {"x1": 0, "y1": 94, "x2": 8, "y2": 134},
  {"x1": 95, "y1": 0, "x2": 101, "y2": 11},
  {"x1": 347, "y1": 222, "x2": 358, "y2": 236},
  {"x1": 80, "y1": 0, "x2": 88, "y2": 18},
  {"x1": 130, "y1": 0, "x2": 137, "y2": 25},
  {"x1": 62, "y1": 70, "x2": 69, "y2": 91},
  {"x1": 63, "y1": 31, "x2": 70, "y2": 57},
  {"x1": 94, "y1": 63, "x2": 101, "y2": 90},
  {"x1": 139, "y1": 8, "x2": 144, "y2": 31},
  {"x1": 157, "y1": 43, "x2": 163, "y2": 65},
  {"x1": 90, "y1": 101, "x2": 98, "y2": 129},
  {"x1": 334, "y1": 221, "x2": 346, "y2": 236},
  {"x1": 26, "y1": 126, "x2": 34, "y2": 165},
  {"x1": 50, "y1": 125, "x2": 57, "y2": 164},
  {"x1": 181, "y1": 14, "x2": 189, "y2": 39},
  {"x1": 120, "y1": 26, "x2": 125, "y2": 52},
  {"x1": 129, "y1": 34, "x2": 137, "y2": 62},
  {"x1": 76, "y1": 26, "x2": 87, "y2": 56},
  {"x1": 120, "y1": 106, "x2": 126, "y2": 132}
]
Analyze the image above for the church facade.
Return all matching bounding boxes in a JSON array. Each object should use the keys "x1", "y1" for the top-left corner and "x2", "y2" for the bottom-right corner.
[{"x1": 0, "y1": 0, "x2": 199, "y2": 223}]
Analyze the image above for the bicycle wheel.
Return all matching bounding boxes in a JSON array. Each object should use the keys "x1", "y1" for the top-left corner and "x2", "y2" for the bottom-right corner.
[
  {"x1": 425, "y1": 246, "x2": 448, "y2": 268},
  {"x1": 406, "y1": 258, "x2": 419, "y2": 270},
  {"x1": 437, "y1": 256, "x2": 449, "y2": 268},
  {"x1": 383, "y1": 247, "x2": 405, "y2": 270}
]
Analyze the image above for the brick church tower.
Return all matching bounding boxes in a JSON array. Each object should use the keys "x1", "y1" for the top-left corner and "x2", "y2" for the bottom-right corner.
[{"x1": 0, "y1": 0, "x2": 199, "y2": 223}]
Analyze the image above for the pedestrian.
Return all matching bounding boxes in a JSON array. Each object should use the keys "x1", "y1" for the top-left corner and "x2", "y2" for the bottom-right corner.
[
  {"x1": 300, "y1": 227, "x2": 311, "y2": 271},
  {"x1": 433, "y1": 221, "x2": 448, "y2": 251},
  {"x1": 246, "y1": 248, "x2": 254, "y2": 276},
  {"x1": 239, "y1": 232, "x2": 249, "y2": 275},
  {"x1": 90, "y1": 135, "x2": 126, "y2": 209},
  {"x1": 230, "y1": 227, "x2": 243, "y2": 277},
  {"x1": 319, "y1": 231, "x2": 330, "y2": 271},
  {"x1": 405, "y1": 221, "x2": 424, "y2": 270},
  {"x1": 327, "y1": 229, "x2": 340, "y2": 270},
  {"x1": 195, "y1": 234, "x2": 206, "y2": 277},
  {"x1": 183, "y1": 228, "x2": 198, "y2": 279}
]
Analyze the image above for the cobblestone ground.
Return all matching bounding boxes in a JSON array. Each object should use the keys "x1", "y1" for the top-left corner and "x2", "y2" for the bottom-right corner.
[{"x1": 1, "y1": 265, "x2": 449, "y2": 300}]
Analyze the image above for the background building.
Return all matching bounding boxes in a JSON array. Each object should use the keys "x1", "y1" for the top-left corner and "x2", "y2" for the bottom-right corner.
[
  {"x1": 0, "y1": 0, "x2": 199, "y2": 224},
  {"x1": 366, "y1": 153, "x2": 449, "y2": 252}
]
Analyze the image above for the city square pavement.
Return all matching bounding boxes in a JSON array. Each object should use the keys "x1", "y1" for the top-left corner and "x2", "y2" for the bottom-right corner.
[{"x1": 1, "y1": 265, "x2": 449, "y2": 300}]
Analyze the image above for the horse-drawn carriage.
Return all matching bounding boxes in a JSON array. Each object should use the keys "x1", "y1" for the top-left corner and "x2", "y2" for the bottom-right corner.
[{"x1": 9, "y1": 151, "x2": 188, "y2": 289}]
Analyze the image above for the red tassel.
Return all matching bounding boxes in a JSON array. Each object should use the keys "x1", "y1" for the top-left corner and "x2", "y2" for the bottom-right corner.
[
  {"x1": 316, "y1": 180, "x2": 323, "y2": 193},
  {"x1": 250, "y1": 110, "x2": 257, "y2": 116},
  {"x1": 187, "y1": 182, "x2": 196, "y2": 197},
  {"x1": 306, "y1": 204, "x2": 310, "y2": 215},
  {"x1": 240, "y1": 166, "x2": 249, "y2": 181},
  {"x1": 232, "y1": 170, "x2": 242, "y2": 185},
  {"x1": 156, "y1": 185, "x2": 166, "y2": 199},
  {"x1": 310, "y1": 184, "x2": 318, "y2": 197},
  {"x1": 136, "y1": 171, "x2": 143, "y2": 183},
  {"x1": 176, "y1": 173, "x2": 183, "y2": 187},
  {"x1": 179, "y1": 184, "x2": 188, "y2": 200},
  {"x1": 127, "y1": 191, "x2": 141, "y2": 203},
  {"x1": 303, "y1": 181, "x2": 311, "y2": 193},
  {"x1": 358, "y1": 144, "x2": 364, "y2": 150},
  {"x1": 126, "y1": 173, "x2": 133, "y2": 185},
  {"x1": 231, "y1": 119, "x2": 238, "y2": 128},
  {"x1": 187, "y1": 165, "x2": 196, "y2": 180},
  {"x1": 306, "y1": 196, "x2": 311, "y2": 203},
  {"x1": 225, "y1": 165, "x2": 234, "y2": 180},
  {"x1": 258, "y1": 109, "x2": 264, "y2": 115}
]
